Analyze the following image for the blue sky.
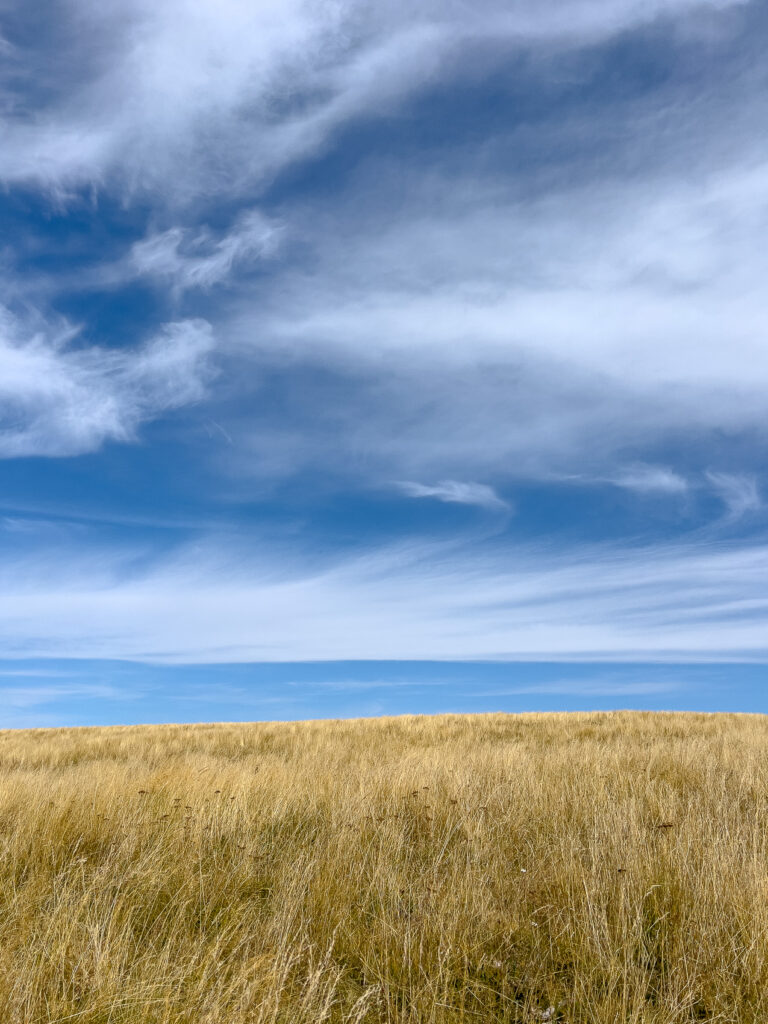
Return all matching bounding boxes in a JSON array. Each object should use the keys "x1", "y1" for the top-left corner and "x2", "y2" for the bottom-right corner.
[{"x1": 1, "y1": 0, "x2": 767, "y2": 726}]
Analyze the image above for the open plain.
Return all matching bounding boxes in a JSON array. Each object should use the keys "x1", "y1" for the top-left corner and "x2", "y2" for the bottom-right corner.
[{"x1": 0, "y1": 711, "x2": 767, "y2": 1023}]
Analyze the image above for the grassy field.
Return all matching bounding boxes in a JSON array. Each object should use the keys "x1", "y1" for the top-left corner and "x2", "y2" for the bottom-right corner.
[{"x1": 0, "y1": 711, "x2": 767, "y2": 1023}]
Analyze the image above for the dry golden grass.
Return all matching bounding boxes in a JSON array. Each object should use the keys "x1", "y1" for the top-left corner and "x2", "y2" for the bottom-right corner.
[{"x1": 0, "y1": 711, "x2": 767, "y2": 1022}]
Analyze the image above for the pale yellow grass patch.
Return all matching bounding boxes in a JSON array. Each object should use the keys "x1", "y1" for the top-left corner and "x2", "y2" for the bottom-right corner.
[{"x1": 0, "y1": 711, "x2": 766, "y2": 1022}]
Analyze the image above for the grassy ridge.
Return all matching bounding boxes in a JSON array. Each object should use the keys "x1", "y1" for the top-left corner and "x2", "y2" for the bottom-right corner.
[{"x1": 0, "y1": 711, "x2": 766, "y2": 1022}]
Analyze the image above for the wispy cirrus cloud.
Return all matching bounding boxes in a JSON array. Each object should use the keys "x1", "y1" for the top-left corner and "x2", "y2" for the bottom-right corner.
[
  {"x1": 0, "y1": 308, "x2": 214, "y2": 457},
  {"x1": 706, "y1": 471, "x2": 762, "y2": 520},
  {"x1": 0, "y1": 531, "x2": 767, "y2": 664},
  {"x1": 607, "y1": 466, "x2": 690, "y2": 495},
  {"x1": 127, "y1": 211, "x2": 282, "y2": 293},
  {"x1": 0, "y1": 0, "x2": 747, "y2": 200},
  {"x1": 2, "y1": 0, "x2": 765, "y2": 492},
  {"x1": 397, "y1": 480, "x2": 510, "y2": 511},
  {"x1": 0, "y1": 0, "x2": 766, "y2": 700},
  {"x1": 220, "y1": 147, "x2": 768, "y2": 490},
  {"x1": 0, "y1": 683, "x2": 129, "y2": 708}
]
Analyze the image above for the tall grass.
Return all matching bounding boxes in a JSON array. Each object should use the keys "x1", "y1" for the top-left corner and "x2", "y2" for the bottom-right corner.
[{"x1": 0, "y1": 711, "x2": 766, "y2": 1022}]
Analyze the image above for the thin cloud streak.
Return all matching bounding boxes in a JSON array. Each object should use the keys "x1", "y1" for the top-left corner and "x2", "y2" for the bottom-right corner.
[
  {"x1": 468, "y1": 679, "x2": 682, "y2": 697},
  {"x1": 607, "y1": 466, "x2": 690, "y2": 495},
  {"x1": 0, "y1": 683, "x2": 132, "y2": 708},
  {"x1": 398, "y1": 480, "x2": 510, "y2": 511},
  {"x1": 0, "y1": 534, "x2": 767, "y2": 663}
]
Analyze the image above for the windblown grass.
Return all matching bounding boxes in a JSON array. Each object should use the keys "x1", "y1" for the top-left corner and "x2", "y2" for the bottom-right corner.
[{"x1": 0, "y1": 711, "x2": 766, "y2": 1022}]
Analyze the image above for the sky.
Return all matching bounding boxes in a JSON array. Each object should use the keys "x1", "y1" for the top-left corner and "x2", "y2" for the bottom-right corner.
[{"x1": 1, "y1": 0, "x2": 767, "y2": 726}]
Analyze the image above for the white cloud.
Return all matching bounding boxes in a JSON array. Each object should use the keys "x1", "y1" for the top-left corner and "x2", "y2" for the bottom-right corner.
[
  {"x1": 217, "y1": 152, "x2": 768, "y2": 485},
  {"x1": 257, "y1": 161, "x2": 768, "y2": 380},
  {"x1": 127, "y1": 211, "x2": 282, "y2": 292},
  {"x1": 706, "y1": 471, "x2": 762, "y2": 519},
  {"x1": 0, "y1": 309, "x2": 214, "y2": 457},
  {"x1": 0, "y1": 0, "x2": 747, "y2": 199},
  {"x1": 607, "y1": 466, "x2": 689, "y2": 494},
  {"x1": 0, "y1": 0, "x2": 763, "y2": 680},
  {"x1": 398, "y1": 480, "x2": 510, "y2": 511},
  {"x1": 0, "y1": 0, "x2": 762, "y2": 492},
  {"x1": 0, "y1": 532, "x2": 767, "y2": 663}
]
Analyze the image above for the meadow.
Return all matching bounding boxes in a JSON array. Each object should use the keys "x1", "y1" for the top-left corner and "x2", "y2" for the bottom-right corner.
[{"x1": 0, "y1": 711, "x2": 766, "y2": 1023}]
